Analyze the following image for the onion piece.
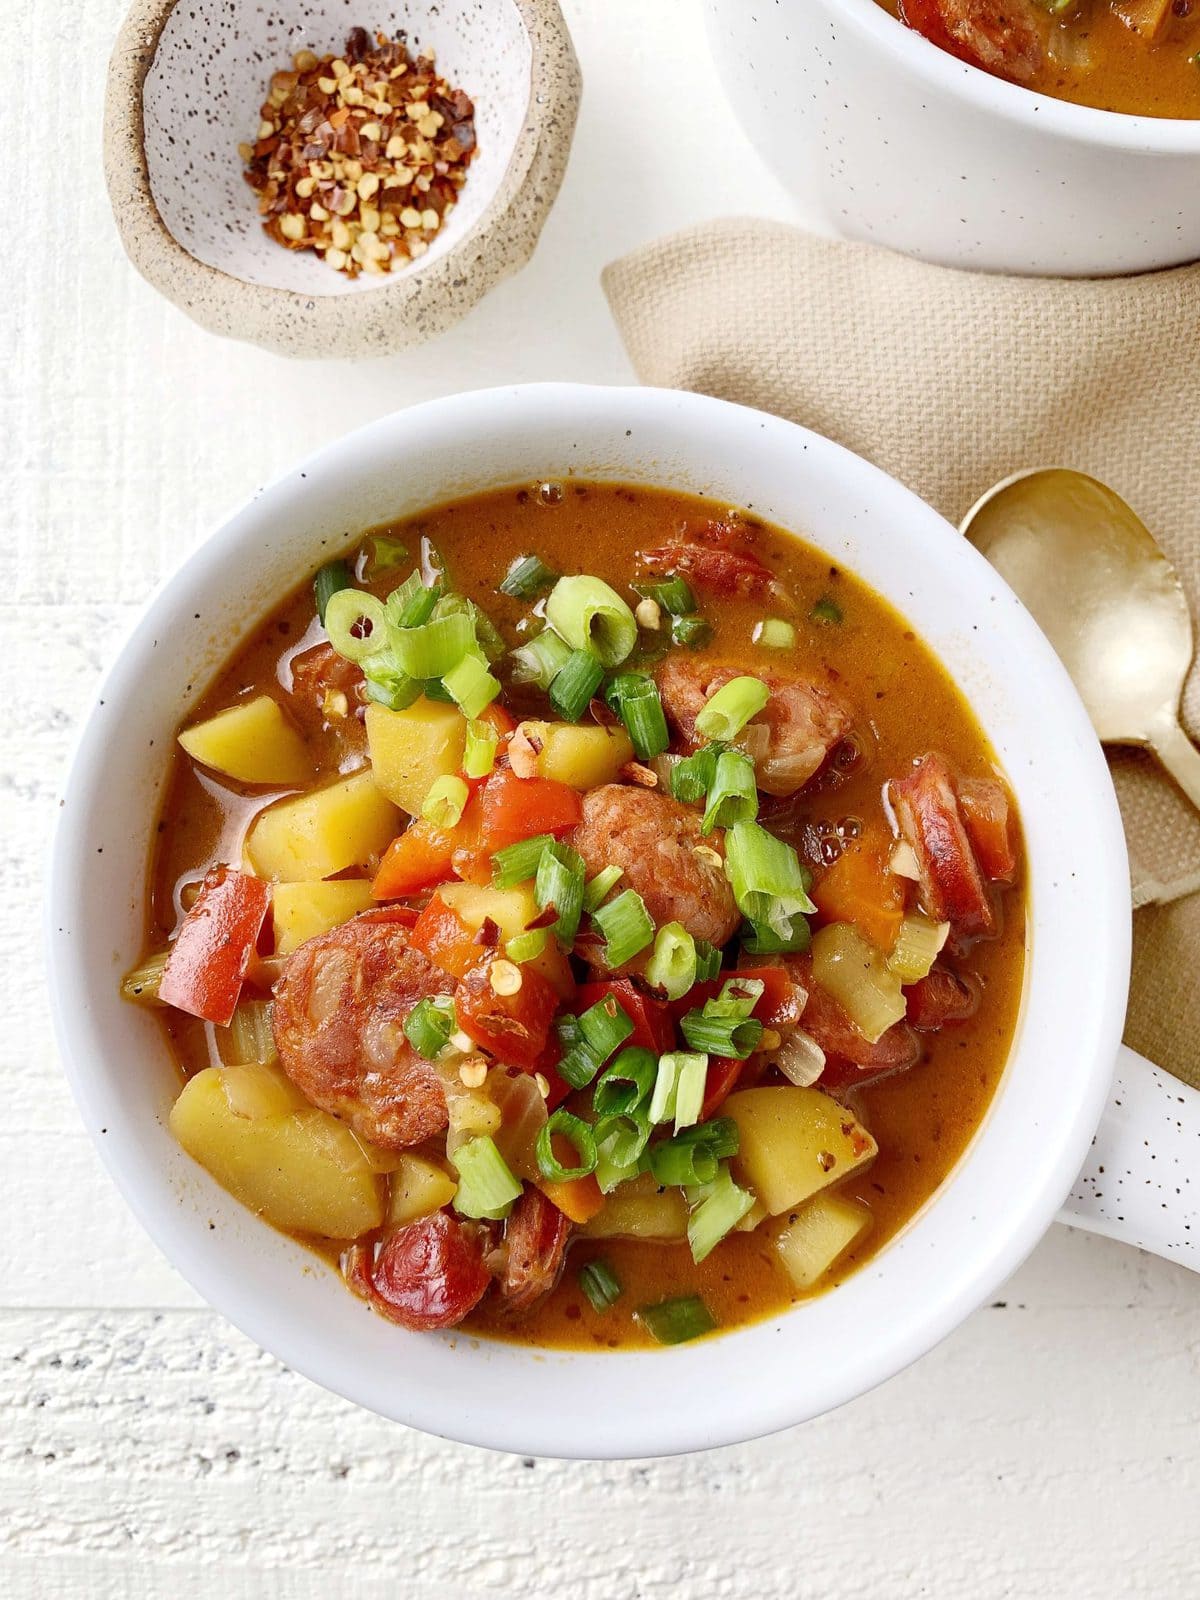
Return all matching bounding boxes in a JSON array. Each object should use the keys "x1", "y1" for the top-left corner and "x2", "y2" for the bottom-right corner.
[
  {"x1": 889, "y1": 840, "x2": 922, "y2": 881},
  {"x1": 489, "y1": 1067, "x2": 548, "y2": 1181},
  {"x1": 773, "y1": 1027, "x2": 826, "y2": 1087}
]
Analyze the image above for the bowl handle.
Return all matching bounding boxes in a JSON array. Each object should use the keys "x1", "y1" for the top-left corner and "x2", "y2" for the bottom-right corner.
[{"x1": 1058, "y1": 1044, "x2": 1200, "y2": 1271}]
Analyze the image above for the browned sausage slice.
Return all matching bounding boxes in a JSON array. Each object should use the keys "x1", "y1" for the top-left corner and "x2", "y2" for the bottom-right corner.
[
  {"x1": 344, "y1": 1211, "x2": 492, "y2": 1331},
  {"x1": 498, "y1": 1186, "x2": 572, "y2": 1312},
  {"x1": 890, "y1": 755, "x2": 995, "y2": 941},
  {"x1": 899, "y1": 0, "x2": 1043, "y2": 83}
]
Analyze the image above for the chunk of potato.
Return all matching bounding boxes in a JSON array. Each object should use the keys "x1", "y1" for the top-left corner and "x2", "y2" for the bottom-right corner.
[
  {"x1": 518, "y1": 720, "x2": 633, "y2": 790},
  {"x1": 273, "y1": 879, "x2": 375, "y2": 954},
  {"x1": 245, "y1": 771, "x2": 399, "y2": 883},
  {"x1": 725, "y1": 1087, "x2": 877, "y2": 1216},
  {"x1": 438, "y1": 879, "x2": 574, "y2": 997},
  {"x1": 179, "y1": 695, "x2": 314, "y2": 786},
  {"x1": 219, "y1": 1060, "x2": 308, "y2": 1119},
  {"x1": 366, "y1": 698, "x2": 467, "y2": 815},
  {"x1": 581, "y1": 1172, "x2": 689, "y2": 1241},
  {"x1": 170, "y1": 1065, "x2": 384, "y2": 1238},
  {"x1": 771, "y1": 1191, "x2": 872, "y2": 1291},
  {"x1": 387, "y1": 1152, "x2": 458, "y2": 1229}
]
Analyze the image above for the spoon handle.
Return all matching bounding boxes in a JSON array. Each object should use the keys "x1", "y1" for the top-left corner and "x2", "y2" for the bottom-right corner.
[{"x1": 1149, "y1": 716, "x2": 1200, "y2": 814}]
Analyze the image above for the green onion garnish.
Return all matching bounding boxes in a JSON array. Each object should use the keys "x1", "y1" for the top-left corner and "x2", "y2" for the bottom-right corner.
[
  {"x1": 545, "y1": 575, "x2": 638, "y2": 668},
  {"x1": 492, "y1": 832, "x2": 554, "y2": 889},
  {"x1": 402, "y1": 995, "x2": 457, "y2": 1059},
  {"x1": 672, "y1": 1053, "x2": 708, "y2": 1131},
  {"x1": 670, "y1": 741, "x2": 725, "y2": 805},
  {"x1": 365, "y1": 535, "x2": 409, "y2": 576},
  {"x1": 535, "y1": 838, "x2": 586, "y2": 946},
  {"x1": 433, "y1": 594, "x2": 506, "y2": 662},
  {"x1": 314, "y1": 559, "x2": 353, "y2": 626},
  {"x1": 686, "y1": 1164, "x2": 755, "y2": 1264},
  {"x1": 453, "y1": 1136, "x2": 523, "y2": 1220},
  {"x1": 637, "y1": 1294, "x2": 717, "y2": 1346},
  {"x1": 694, "y1": 941, "x2": 722, "y2": 983},
  {"x1": 592, "y1": 1046, "x2": 657, "y2": 1120},
  {"x1": 582, "y1": 865, "x2": 623, "y2": 913},
  {"x1": 421, "y1": 773, "x2": 470, "y2": 830},
  {"x1": 323, "y1": 588, "x2": 389, "y2": 663},
  {"x1": 648, "y1": 1051, "x2": 706, "y2": 1125},
  {"x1": 536, "y1": 1109, "x2": 599, "y2": 1182},
  {"x1": 644, "y1": 922, "x2": 698, "y2": 1002},
  {"x1": 740, "y1": 915, "x2": 811, "y2": 955},
  {"x1": 578, "y1": 1258, "x2": 623, "y2": 1312},
  {"x1": 647, "y1": 1116, "x2": 739, "y2": 1186},
  {"x1": 390, "y1": 611, "x2": 475, "y2": 678},
  {"x1": 811, "y1": 596, "x2": 843, "y2": 626},
  {"x1": 671, "y1": 614, "x2": 712, "y2": 649},
  {"x1": 549, "y1": 648, "x2": 605, "y2": 722},
  {"x1": 594, "y1": 1111, "x2": 652, "y2": 1189},
  {"x1": 695, "y1": 675, "x2": 770, "y2": 742},
  {"x1": 605, "y1": 673, "x2": 669, "y2": 760},
  {"x1": 505, "y1": 927, "x2": 548, "y2": 965},
  {"x1": 634, "y1": 575, "x2": 696, "y2": 617},
  {"x1": 725, "y1": 819, "x2": 816, "y2": 941},
  {"x1": 706, "y1": 975, "x2": 765, "y2": 1021},
  {"x1": 509, "y1": 628, "x2": 572, "y2": 689},
  {"x1": 421, "y1": 676, "x2": 456, "y2": 702},
  {"x1": 753, "y1": 618, "x2": 796, "y2": 650},
  {"x1": 680, "y1": 1009, "x2": 763, "y2": 1061},
  {"x1": 386, "y1": 571, "x2": 441, "y2": 629},
  {"x1": 578, "y1": 995, "x2": 635, "y2": 1064},
  {"x1": 499, "y1": 553, "x2": 558, "y2": 599},
  {"x1": 363, "y1": 656, "x2": 422, "y2": 710},
  {"x1": 701, "y1": 749, "x2": 758, "y2": 835},
  {"x1": 443, "y1": 652, "x2": 501, "y2": 719},
  {"x1": 463, "y1": 717, "x2": 499, "y2": 779},
  {"x1": 591, "y1": 888, "x2": 655, "y2": 968}
]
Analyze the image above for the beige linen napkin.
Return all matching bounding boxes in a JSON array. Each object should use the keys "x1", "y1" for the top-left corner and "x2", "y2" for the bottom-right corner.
[{"x1": 603, "y1": 219, "x2": 1200, "y2": 1085}]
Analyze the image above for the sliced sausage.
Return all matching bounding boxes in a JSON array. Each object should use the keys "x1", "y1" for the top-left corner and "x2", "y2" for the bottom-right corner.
[
  {"x1": 344, "y1": 1211, "x2": 492, "y2": 1331},
  {"x1": 638, "y1": 519, "x2": 779, "y2": 599},
  {"x1": 287, "y1": 642, "x2": 367, "y2": 758},
  {"x1": 899, "y1": 0, "x2": 1043, "y2": 83},
  {"x1": 889, "y1": 755, "x2": 995, "y2": 941},
  {"x1": 789, "y1": 954, "x2": 920, "y2": 1086},
  {"x1": 905, "y1": 965, "x2": 981, "y2": 1031},
  {"x1": 497, "y1": 1186, "x2": 572, "y2": 1312},
  {"x1": 272, "y1": 909, "x2": 453, "y2": 1150},
  {"x1": 570, "y1": 784, "x2": 740, "y2": 951},
  {"x1": 658, "y1": 658, "x2": 853, "y2": 796},
  {"x1": 958, "y1": 777, "x2": 1019, "y2": 883}
]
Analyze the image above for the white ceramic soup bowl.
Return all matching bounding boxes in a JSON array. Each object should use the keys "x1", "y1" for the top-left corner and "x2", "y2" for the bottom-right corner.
[
  {"x1": 705, "y1": 0, "x2": 1200, "y2": 275},
  {"x1": 47, "y1": 384, "x2": 1196, "y2": 1459}
]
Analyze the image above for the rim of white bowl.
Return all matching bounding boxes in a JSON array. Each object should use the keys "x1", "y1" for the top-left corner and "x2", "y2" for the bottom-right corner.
[
  {"x1": 45, "y1": 384, "x2": 1131, "y2": 1458},
  {"x1": 841, "y1": 0, "x2": 1200, "y2": 154}
]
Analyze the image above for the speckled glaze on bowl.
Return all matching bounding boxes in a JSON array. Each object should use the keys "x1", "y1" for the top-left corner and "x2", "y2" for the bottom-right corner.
[{"x1": 103, "y1": 0, "x2": 581, "y2": 357}]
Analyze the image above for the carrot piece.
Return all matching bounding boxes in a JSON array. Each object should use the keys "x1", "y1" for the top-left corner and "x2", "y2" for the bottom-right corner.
[
  {"x1": 538, "y1": 1175, "x2": 606, "y2": 1226},
  {"x1": 811, "y1": 841, "x2": 906, "y2": 952}
]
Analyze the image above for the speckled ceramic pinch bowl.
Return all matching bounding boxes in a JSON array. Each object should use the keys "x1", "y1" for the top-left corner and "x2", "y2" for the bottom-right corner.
[{"x1": 103, "y1": 0, "x2": 581, "y2": 357}]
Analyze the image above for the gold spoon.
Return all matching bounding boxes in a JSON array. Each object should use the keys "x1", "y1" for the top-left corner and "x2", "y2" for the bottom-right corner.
[{"x1": 960, "y1": 468, "x2": 1200, "y2": 812}]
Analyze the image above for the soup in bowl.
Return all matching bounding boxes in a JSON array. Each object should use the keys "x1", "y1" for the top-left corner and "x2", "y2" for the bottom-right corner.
[{"x1": 48, "y1": 385, "x2": 1128, "y2": 1455}]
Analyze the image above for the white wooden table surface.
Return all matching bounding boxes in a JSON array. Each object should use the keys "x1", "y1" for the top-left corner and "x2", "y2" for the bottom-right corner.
[{"x1": 6, "y1": 0, "x2": 1199, "y2": 1593}]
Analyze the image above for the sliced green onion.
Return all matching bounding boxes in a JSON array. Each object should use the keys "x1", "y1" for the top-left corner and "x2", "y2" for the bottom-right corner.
[
  {"x1": 647, "y1": 1117, "x2": 738, "y2": 1186},
  {"x1": 672, "y1": 1053, "x2": 708, "y2": 1132},
  {"x1": 706, "y1": 976, "x2": 766, "y2": 1021},
  {"x1": 443, "y1": 652, "x2": 501, "y2": 719},
  {"x1": 670, "y1": 742, "x2": 725, "y2": 805},
  {"x1": 648, "y1": 1051, "x2": 707, "y2": 1125},
  {"x1": 694, "y1": 941, "x2": 722, "y2": 983},
  {"x1": 634, "y1": 575, "x2": 695, "y2": 616},
  {"x1": 500, "y1": 553, "x2": 558, "y2": 599},
  {"x1": 753, "y1": 618, "x2": 796, "y2": 650},
  {"x1": 391, "y1": 612, "x2": 475, "y2": 678},
  {"x1": 680, "y1": 1009, "x2": 763, "y2": 1060},
  {"x1": 314, "y1": 559, "x2": 352, "y2": 626},
  {"x1": 579, "y1": 995, "x2": 635, "y2": 1062},
  {"x1": 536, "y1": 1110, "x2": 598, "y2": 1182},
  {"x1": 505, "y1": 927, "x2": 548, "y2": 965},
  {"x1": 592, "y1": 888, "x2": 655, "y2": 968},
  {"x1": 725, "y1": 820, "x2": 817, "y2": 940},
  {"x1": 492, "y1": 833, "x2": 553, "y2": 889},
  {"x1": 592, "y1": 1046, "x2": 658, "y2": 1120},
  {"x1": 582, "y1": 865, "x2": 623, "y2": 913},
  {"x1": 403, "y1": 995, "x2": 456, "y2": 1059},
  {"x1": 386, "y1": 571, "x2": 441, "y2": 629},
  {"x1": 463, "y1": 718, "x2": 500, "y2": 780},
  {"x1": 644, "y1": 922, "x2": 697, "y2": 1002},
  {"x1": 535, "y1": 839, "x2": 586, "y2": 947},
  {"x1": 324, "y1": 588, "x2": 389, "y2": 663},
  {"x1": 671, "y1": 614, "x2": 712, "y2": 649},
  {"x1": 435, "y1": 594, "x2": 505, "y2": 662},
  {"x1": 453, "y1": 1136, "x2": 522, "y2": 1220},
  {"x1": 637, "y1": 1294, "x2": 717, "y2": 1345},
  {"x1": 701, "y1": 749, "x2": 758, "y2": 835},
  {"x1": 421, "y1": 677, "x2": 455, "y2": 702},
  {"x1": 740, "y1": 915, "x2": 812, "y2": 956},
  {"x1": 594, "y1": 1112, "x2": 652, "y2": 1189},
  {"x1": 811, "y1": 596, "x2": 843, "y2": 626},
  {"x1": 509, "y1": 628, "x2": 572, "y2": 689},
  {"x1": 578, "y1": 1258, "x2": 622, "y2": 1311},
  {"x1": 421, "y1": 773, "x2": 469, "y2": 830},
  {"x1": 545, "y1": 575, "x2": 638, "y2": 668},
  {"x1": 687, "y1": 1164, "x2": 755, "y2": 1263},
  {"x1": 549, "y1": 649, "x2": 604, "y2": 722},
  {"x1": 605, "y1": 673, "x2": 669, "y2": 760},
  {"x1": 362, "y1": 657, "x2": 422, "y2": 711},
  {"x1": 365, "y1": 534, "x2": 408, "y2": 576},
  {"x1": 695, "y1": 676, "x2": 770, "y2": 742}
]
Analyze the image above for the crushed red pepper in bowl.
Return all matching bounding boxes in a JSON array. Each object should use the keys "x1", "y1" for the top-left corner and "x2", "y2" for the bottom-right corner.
[{"x1": 241, "y1": 28, "x2": 478, "y2": 279}]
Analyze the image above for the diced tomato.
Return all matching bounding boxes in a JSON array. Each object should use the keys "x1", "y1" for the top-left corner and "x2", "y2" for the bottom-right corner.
[
  {"x1": 574, "y1": 978, "x2": 675, "y2": 1054},
  {"x1": 530, "y1": 1035, "x2": 573, "y2": 1112},
  {"x1": 456, "y1": 957, "x2": 560, "y2": 1069},
  {"x1": 372, "y1": 792, "x2": 485, "y2": 900},
  {"x1": 476, "y1": 702, "x2": 517, "y2": 738},
  {"x1": 408, "y1": 893, "x2": 481, "y2": 979},
  {"x1": 538, "y1": 1174, "x2": 605, "y2": 1225},
  {"x1": 477, "y1": 769, "x2": 582, "y2": 856},
  {"x1": 700, "y1": 1057, "x2": 744, "y2": 1121},
  {"x1": 158, "y1": 866, "x2": 271, "y2": 1025},
  {"x1": 958, "y1": 778, "x2": 1018, "y2": 884},
  {"x1": 810, "y1": 840, "x2": 907, "y2": 952},
  {"x1": 669, "y1": 966, "x2": 801, "y2": 1029}
]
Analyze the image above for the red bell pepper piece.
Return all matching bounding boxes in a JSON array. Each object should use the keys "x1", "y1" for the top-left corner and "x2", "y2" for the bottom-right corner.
[
  {"x1": 408, "y1": 893, "x2": 482, "y2": 979},
  {"x1": 700, "y1": 1057, "x2": 744, "y2": 1121},
  {"x1": 668, "y1": 966, "x2": 801, "y2": 1029},
  {"x1": 477, "y1": 769, "x2": 582, "y2": 856},
  {"x1": 158, "y1": 866, "x2": 271, "y2": 1025},
  {"x1": 530, "y1": 1035, "x2": 573, "y2": 1112},
  {"x1": 456, "y1": 957, "x2": 560, "y2": 1069},
  {"x1": 372, "y1": 792, "x2": 484, "y2": 899},
  {"x1": 574, "y1": 978, "x2": 675, "y2": 1054}
]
